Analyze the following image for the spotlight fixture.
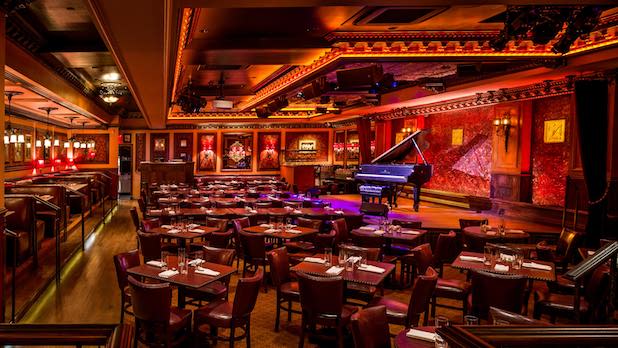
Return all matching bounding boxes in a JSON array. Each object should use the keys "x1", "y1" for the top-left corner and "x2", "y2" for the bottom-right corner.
[
  {"x1": 175, "y1": 79, "x2": 206, "y2": 113},
  {"x1": 552, "y1": 6, "x2": 603, "y2": 54}
]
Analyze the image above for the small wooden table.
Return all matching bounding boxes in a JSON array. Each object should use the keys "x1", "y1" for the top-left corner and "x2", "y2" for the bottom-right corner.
[
  {"x1": 452, "y1": 251, "x2": 556, "y2": 282},
  {"x1": 243, "y1": 225, "x2": 318, "y2": 241},
  {"x1": 395, "y1": 327, "x2": 436, "y2": 348},
  {"x1": 151, "y1": 225, "x2": 218, "y2": 248},
  {"x1": 463, "y1": 226, "x2": 530, "y2": 242},
  {"x1": 291, "y1": 256, "x2": 395, "y2": 288},
  {"x1": 127, "y1": 256, "x2": 235, "y2": 307},
  {"x1": 352, "y1": 228, "x2": 427, "y2": 242}
]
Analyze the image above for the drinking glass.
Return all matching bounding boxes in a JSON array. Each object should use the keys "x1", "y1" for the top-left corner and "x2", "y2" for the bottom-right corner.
[
  {"x1": 323, "y1": 247, "x2": 332, "y2": 267},
  {"x1": 464, "y1": 315, "x2": 479, "y2": 325},
  {"x1": 435, "y1": 316, "x2": 449, "y2": 328},
  {"x1": 178, "y1": 248, "x2": 187, "y2": 274},
  {"x1": 483, "y1": 245, "x2": 493, "y2": 266},
  {"x1": 512, "y1": 252, "x2": 524, "y2": 270},
  {"x1": 338, "y1": 249, "x2": 346, "y2": 267},
  {"x1": 345, "y1": 258, "x2": 354, "y2": 272},
  {"x1": 161, "y1": 251, "x2": 169, "y2": 271}
]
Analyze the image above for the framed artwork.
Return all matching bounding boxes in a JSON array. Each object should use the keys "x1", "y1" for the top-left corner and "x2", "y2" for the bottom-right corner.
[
  {"x1": 258, "y1": 132, "x2": 281, "y2": 170},
  {"x1": 346, "y1": 131, "x2": 359, "y2": 163},
  {"x1": 299, "y1": 139, "x2": 316, "y2": 152},
  {"x1": 154, "y1": 138, "x2": 165, "y2": 151},
  {"x1": 544, "y1": 119, "x2": 566, "y2": 143},
  {"x1": 197, "y1": 133, "x2": 216, "y2": 171},
  {"x1": 452, "y1": 128, "x2": 464, "y2": 146},
  {"x1": 150, "y1": 133, "x2": 169, "y2": 161},
  {"x1": 180, "y1": 139, "x2": 188, "y2": 148},
  {"x1": 123, "y1": 134, "x2": 131, "y2": 143},
  {"x1": 173, "y1": 133, "x2": 193, "y2": 161},
  {"x1": 73, "y1": 134, "x2": 110, "y2": 164},
  {"x1": 222, "y1": 133, "x2": 253, "y2": 170}
]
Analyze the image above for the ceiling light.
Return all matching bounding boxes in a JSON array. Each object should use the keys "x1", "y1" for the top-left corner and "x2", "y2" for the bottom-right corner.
[
  {"x1": 73, "y1": 141, "x2": 81, "y2": 148},
  {"x1": 35, "y1": 139, "x2": 42, "y2": 147},
  {"x1": 102, "y1": 94, "x2": 119, "y2": 104},
  {"x1": 54, "y1": 139, "x2": 60, "y2": 146},
  {"x1": 17, "y1": 134, "x2": 24, "y2": 143},
  {"x1": 101, "y1": 72, "x2": 121, "y2": 82},
  {"x1": 9, "y1": 134, "x2": 17, "y2": 144},
  {"x1": 64, "y1": 141, "x2": 70, "y2": 148},
  {"x1": 4, "y1": 135, "x2": 9, "y2": 145}
]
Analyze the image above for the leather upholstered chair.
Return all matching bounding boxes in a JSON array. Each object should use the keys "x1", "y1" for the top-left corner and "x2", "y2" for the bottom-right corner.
[
  {"x1": 459, "y1": 218, "x2": 489, "y2": 252},
  {"x1": 130, "y1": 207, "x2": 140, "y2": 232},
  {"x1": 6, "y1": 185, "x2": 68, "y2": 239},
  {"x1": 239, "y1": 231, "x2": 269, "y2": 292},
  {"x1": 141, "y1": 218, "x2": 161, "y2": 232},
  {"x1": 5, "y1": 195, "x2": 46, "y2": 265},
  {"x1": 368, "y1": 267, "x2": 438, "y2": 327},
  {"x1": 185, "y1": 247, "x2": 236, "y2": 307},
  {"x1": 194, "y1": 269, "x2": 263, "y2": 348},
  {"x1": 489, "y1": 306, "x2": 549, "y2": 325},
  {"x1": 232, "y1": 217, "x2": 251, "y2": 270},
  {"x1": 468, "y1": 270, "x2": 527, "y2": 320},
  {"x1": 113, "y1": 250, "x2": 141, "y2": 323},
  {"x1": 297, "y1": 272, "x2": 358, "y2": 348},
  {"x1": 284, "y1": 217, "x2": 320, "y2": 253},
  {"x1": 138, "y1": 232, "x2": 163, "y2": 263},
  {"x1": 536, "y1": 228, "x2": 581, "y2": 272},
  {"x1": 267, "y1": 247, "x2": 301, "y2": 331},
  {"x1": 128, "y1": 276, "x2": 192, "y2": 347},
  {"x1": 331, "y1": 218, "x2": 349, "y2": 250},
  {"x1": 351, "y1": 306, "x2": 391, "y2": 348},
  {"x1": 209, "y1": 230, "x2": 234, "y2": 249},
  {"x1": 534, "y1": 265, "x2": 610, "y2": 323},
  {"x1": 206, "y1": 217, "x2": 229, "y2": 232}
]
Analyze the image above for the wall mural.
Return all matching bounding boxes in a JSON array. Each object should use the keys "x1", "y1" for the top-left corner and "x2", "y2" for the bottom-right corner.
[
  {"x1": 173, "y1": 133, "x2": 194, "y2": 162},
  {"x1": 285, "y1": 131, "x2": 329, "y2": 163},
  {"x1": 257, "y1": 132, "x2": 281, "y2": 170},
  {"x1": 73, "y1": 133, "x2": 109, "y2": 164},
  {"x1": 222, "y1": 133, "x2": 253, "y2": 170},
  {"x1": 197, "y1": 133, "x2": 217, "y2": 171}
]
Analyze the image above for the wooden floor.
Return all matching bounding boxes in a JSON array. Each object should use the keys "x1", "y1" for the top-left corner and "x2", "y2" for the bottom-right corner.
[{"x1": 21, "y1": 197, "x2": 566, "y2": 347}]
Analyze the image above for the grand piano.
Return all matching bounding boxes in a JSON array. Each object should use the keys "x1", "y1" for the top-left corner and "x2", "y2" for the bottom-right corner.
[{"x1": 355, "y1": 130, "x2": 432, "y2": 211}]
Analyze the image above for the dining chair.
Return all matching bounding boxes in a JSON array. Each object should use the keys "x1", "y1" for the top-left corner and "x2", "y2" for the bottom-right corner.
[
  {"x1": 255, "y1": 201, "x2": 273, "y2": 209},
  {"x1": 331, "y1": 218, "x2": 350, "y2": 249},
  {"x1": 350, "y1": 305, "x2": 391, "y2": 348},
  {"x1": 138, "y1": 232, "x2": 163, "y2": 263},
  {"x1": 284, "y1": 217, "x2": 320, "y2": 254},
  {"x1": 468, "y1": 270, "x2": 527, "y2": 320},
  {"x1": 534, "y1": 265, "x2": 610, "y2": 323},
  {"x1": 267, "y1": 247, "x2": 301, "y2": 331},
  {"x1": 459, "y1": 218, "x2": 488, "y2": 230},
  {"x1": 140, "y1": 218, "x2": 161, "y2": 232},
  {"x1": 536, "y1": 228, "x2": 581, "y2": 272},
  {"x1": 113, "y1": 250, "x2": 140, "y2": 323},
  {"x1": 215, "y1": 201, "x2": 237, "y2": 208},
  {"x1": 232, "y1": 217, "x2": 251, "y2": 270},
  {"x1": 367, "y1": 267, "x2": 438, "y2": 327},
  {"x1": 297, "y1": 272, "x2": 358, "y2": 348},
  {"x1": 194, "y1": 269, "x2": 263, "y2": 348},
  {"x1": 209, "y1": 230, "x2": 234, "y2": 249},
  {"x1": 130, "y1": 207, "x2": 140, "y2": 232},
  {"x1": 184, "y1": 246, "x2": 236, "y2": 307},
  {"x1": 128, "y1": 276, "x2": 192, "y2": 347},
  {"x1": 207, "y1": 217, "x2": 229, "y2": 232},
  {"x1": 239, "y1": 231, "x2": 269, "y2": 292}
]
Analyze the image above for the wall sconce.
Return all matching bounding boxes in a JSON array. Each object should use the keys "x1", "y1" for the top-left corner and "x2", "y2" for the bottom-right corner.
[
  {"x1": 493, "y1": 113, "x2": 512, "y2": 151},
  {"x1": 401, "y1": 127, "x2": 413, "y2": 134}
]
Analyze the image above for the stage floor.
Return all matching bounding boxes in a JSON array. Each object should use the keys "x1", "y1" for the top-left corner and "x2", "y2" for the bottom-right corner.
[{"x1": 321, "y1": 194, "x2": 562, "y2": 234}]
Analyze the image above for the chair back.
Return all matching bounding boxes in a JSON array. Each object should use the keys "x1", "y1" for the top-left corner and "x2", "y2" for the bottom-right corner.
[
  {"x1": 206, "y1": 217, "x2": 228, "y2": 232},
  {"x1": 283, "y1": 201, "x2": 301, "y2": 209},
  {"x1": 113, "y1": 250, "x2": 141, "y2": 292},
  {"x1": 233, "y1": 217, "x2": 250, "y2": 232},
  {"x1": 470, "y1": 270, "x2": 527, "y2": 319},
  {"x1": 407, "y1": 267, "x2": 438, "y2": 326},
  {"x1": 351, "y1": 232, "x2": 384, "y2": 250},
  {"x1": 255, "y1": 201, "x2": 273, "y2": 208},
  {"x1": 215, "y1": 201, "x2": 236, "y2": 208},
  {"x1": 202, "y1": 246, "x2": 236, "y2": 265},
  {"x1": 267, "y1": 247, "x2": 291, "y2": 288},
  {"x1": 351, "y1": 306, "x2": 391, "y2": 348},
  {"x1": 239, "y1": 231, "x2": 267, "y2": 260},
  {"x1": 130, "y1": 207, "x2": 140, "y2": 231},
  {"x1": 137, "y1": 197, "x2": 147, "y2": 213},
  {"x1": 298, "y1": 272, "x2": 344, "y2": 319},
  {"x1": 332, "y1": 218, "x2": 349, "y2": 245},
  {"x1": 138, "y1": 232, "x2": 162, "y2": 262},
  {"x1": 584, "y1": 265, "x2": 611, "y2": 319},
  {"x1": 340, "y1": 244, "x2": 380, "y2": 261},
  {"x1": 409, "y1": 243, "x2": 433, "y2": 273},
  {"x1": 556, "y1": 228, "x2": 580, "y2": 258},
  {"x1": 297, "y1": 217, "x2": 322, "y2": 230},
  {"x1": 433, "y1": 231, "x2": 459, "y2": 266},
  {"x1": 141, "y1": 218, "x2": 160, "y2": 232},
  {"x1": 128, "y1": 276, "x2": 172, "y2": 323},
  {"x1": 489, "y1": 306, "x2": 548, "y2": 325},
  {"x1": 209, "y1": 230, "x2": 233, "y2": 249},
  {"x1": 232, "y1": 269, "x2": 264, "y2": 317},
  {"x1": 392, "y1": 219, "x2": 422, "y2": 229},
  {"x1": 459, "y1": 218, "x2": 488, "y2": 230}
]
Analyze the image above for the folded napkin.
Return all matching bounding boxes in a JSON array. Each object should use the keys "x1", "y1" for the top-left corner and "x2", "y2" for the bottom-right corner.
[
  {"x1": 187, "y1": 223, "x2": 199, "y2": 229},
  {"x1": 158, "y1": 270, "x2": 179, "y2": 278},
  {"x1": 202, "y1": 197, "x2": 210, "y2": 201},
  {"x1": 494, "y1": 264, "x2": 510, "y2": 272},
  {"x1": 147, "y1": 260, "x2": 166, "y2": 268},
  {"x1": 287, "y1": 229, "x2": 302, "y2": 234},
  {"x1": 149, "y1": 209, "x2": 162, "y2": 214},
  {"x1": 292, "y1": 210, "x2": 303, "y2": 214},
  {"x1": 334, "y1": 210, "x2": 344, "y2": 214},
  {"x1": 401, "y1": 230, "x2": 420, "y2": 235},
  {"x1": 373, "y1": 230, "x2": 386, "y2": 235},
  {"x1": 248, "y1": 209, "x2": 258, "y2": 214},
  {"x1": 459, "y1": 255, "x2": 485, "y2": 262},
  {"x1": 167, "y1": 229, "x2": 180, "y2": 234},
  {"x1": 286, "y1": 224, "x2": 298, "y2": 229},
  {"x1": 406, "y1": 329, "x2": 435, "y2": 342},
  {"x1": 507, "y1": 229, "x2": 525, "y2": 234},
  {"x1": 189, "y1": 229, "x2": 204, "y2": 233},
  {"x1": 195, "y1": 267, "x2": 220, "y2": 276},
  {"x1": 522, "y1": 262, "x2": 552, "y2": 271},
  {"x1": 359, "y1": 226, "x2": 375, "y2": 231},
  {"x1": 347, "y1": 256, "x2": 362, "y2": 263},
  {"x1": 168, "y1": 210, "x2": 176, "y2": 215},
  {"x1": 358, "y1": 264, "x2": 386, "y2": 274},
  {"x1": 260, "y1": 224, "x2": 274, "y2": 228},
  {"x1": 159, "y1": 198, "x2": 170, "y2": 202},
  {"x1": 304, "y1": 257, "x2": 326, "y2": 264},
  {"x1": 188, "y1": 259, "x2": 203, "y2": 266},
  {"x1": 161, "y1": 225, "x2": 173, "y2": 229},
  {"x1": 324, "y1": 206, "x2": 334, "y2": 210},
  {"x1": 205, "y1": 210, "x2": 213, "y2": 214},
  {"x1": 326, "y1": 266, "x2": 344, "y2": 275},
  {"x1": 486, "y1": 231, "x2": 497, "y2": 236},
  {"x1": 263, "y1": 228, "x2": 279, "y2": 234}
]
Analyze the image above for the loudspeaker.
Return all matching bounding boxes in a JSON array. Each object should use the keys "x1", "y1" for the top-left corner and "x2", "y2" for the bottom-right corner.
[{"x1": 336, "y1": 64, "x2": 383, "y2": 89}]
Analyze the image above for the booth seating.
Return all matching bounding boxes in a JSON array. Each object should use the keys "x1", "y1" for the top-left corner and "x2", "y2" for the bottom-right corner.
[
  {"x1": 6, "y1": 185, "x2": 68, "y2": 239},
  {"x1": 5, "y1": 195, "x2": 46, "y2": 265},
  {"x1": 32, "y1": 176, "x2": 91, "y2": 214}
]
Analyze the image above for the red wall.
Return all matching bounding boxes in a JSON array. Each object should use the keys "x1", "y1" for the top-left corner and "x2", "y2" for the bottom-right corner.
[{"x1": 423, "y1": 105, "x2": 495, "y2": 197}]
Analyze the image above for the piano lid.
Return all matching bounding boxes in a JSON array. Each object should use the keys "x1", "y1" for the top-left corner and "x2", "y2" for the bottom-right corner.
[{"x1": 371, "y1": 129, "x2": 428, "y2": 165}]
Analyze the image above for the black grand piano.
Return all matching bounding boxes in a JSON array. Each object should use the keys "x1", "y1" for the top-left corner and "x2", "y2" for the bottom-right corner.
[{"x1": 354, "y1": 130, "x2": 432, "y2": 211}]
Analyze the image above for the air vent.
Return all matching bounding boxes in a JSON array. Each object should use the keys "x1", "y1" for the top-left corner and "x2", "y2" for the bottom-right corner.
[
  {"x1": 480, "y1": 11, "x2": 506, "y2": 23},
  {"x1": 355, "y1": 7, "x2": 446, "y2": 25}
]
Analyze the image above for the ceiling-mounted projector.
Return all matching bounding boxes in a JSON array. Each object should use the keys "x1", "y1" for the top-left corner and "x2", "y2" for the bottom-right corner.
[{"x1": 213, "y1": 99, "x2": 234, "y2": 109}]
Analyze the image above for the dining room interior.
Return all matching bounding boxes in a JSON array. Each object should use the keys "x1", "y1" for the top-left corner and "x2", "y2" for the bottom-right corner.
[{"x1": 0, "y1": 1, "x2": 618, "y2": 347}]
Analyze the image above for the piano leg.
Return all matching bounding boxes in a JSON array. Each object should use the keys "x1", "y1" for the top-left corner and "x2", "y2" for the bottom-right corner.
[{"x1": 413, "y1": 186, "x2": 421, "y2": 212}]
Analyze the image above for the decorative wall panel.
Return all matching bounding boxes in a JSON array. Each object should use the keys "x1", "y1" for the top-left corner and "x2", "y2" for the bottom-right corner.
[
  {"x1": 73, "y1": 134, "x2": 109, "y2": 164},
  {"x1": 197, "y1": 133, "x2": 216, "y2": 171},
  {"x1": 257, "y1": 132, "x2": 281, "y2": 171},
  {"x1": 135, "y1": 133, "x2": 146, "y2": 170},
  {"x1": 285, "y1": 131, "x2": 329, "y2": 164},
  {"x1": 173, "y1": 133, "x2": 193, "y2": 161},
  {"x1": 222, "y1": 133, "x2": 253, "y2": 170},
  {"x1": 531, "y1": 95, "x2": 572, "y2": 206}
]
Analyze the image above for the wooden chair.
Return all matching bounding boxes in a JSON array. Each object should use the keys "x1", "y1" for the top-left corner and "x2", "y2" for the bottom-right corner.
[
  {"x1": 184, "y1": 247, "x2": 236, "y2": 307},
  {"x1": 351, "y1": 306, "x2": 391, "y2": 348},
  {"x1": 267, "y1": 247, "x2": 301, "y2": 331},
  {"x1": 468, "y1": 270, "x2": 527, "y2": 320},
  {"x1": 113, "y1": 250, "x2": 140, "y2": 323},
  {"x1": 239, "y1": 231, "x2": 269, "y2": 292}
]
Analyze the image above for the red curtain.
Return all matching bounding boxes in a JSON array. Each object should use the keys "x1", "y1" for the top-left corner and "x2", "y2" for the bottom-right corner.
[{"x1": 356, "y1": 117, "x2": 372, "y2": 164}]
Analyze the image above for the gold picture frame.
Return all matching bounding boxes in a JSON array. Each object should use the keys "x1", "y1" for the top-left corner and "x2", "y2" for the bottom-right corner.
[
  {"x1": 543, "y1": 119, "x2": 566, "y2": 143},
  {"x1": 452, "y1": 128, "x2": 464, "y2": 146}
]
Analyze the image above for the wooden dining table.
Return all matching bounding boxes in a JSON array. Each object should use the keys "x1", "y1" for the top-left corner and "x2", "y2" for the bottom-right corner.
[
  {"x1": 451, "y1": 251, "x2": 556, "y2": 282},
  {"x1": 395, "y1": 327, "x2": 436, "y2": 348},
  {"x1": 150, "y1": 225, "x2": 219, "y2": 247},
  {"x1": 291, "y1": 255, "x2": 395, "y2": 288},
  {"x1": 463, "y1": 226, "x2": 530, "y2": 242},
  {"x1": 127, "y1": 256, "x2": 235, "y2": 308},
  {"x1": 351, "y1": 227, "x2": 427, "y2": 243},
  {"x1": 243, "y1": 225, "x2": 319, "y2": 241}
]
